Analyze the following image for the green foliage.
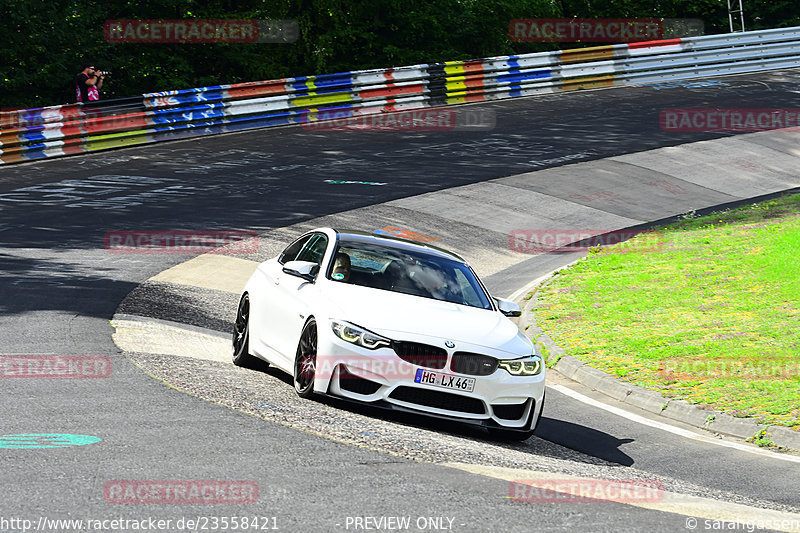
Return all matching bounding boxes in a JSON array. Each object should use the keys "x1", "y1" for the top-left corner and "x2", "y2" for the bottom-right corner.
[
  {"x1": 534, "y1": 192, "x2": 800, "y2": 427},
  {"x1": 0, "y1": 0, "x2": 796, "y2": 108},
  {"x1": 749, "y1": 429, "x2": 775, "y2": 448}
]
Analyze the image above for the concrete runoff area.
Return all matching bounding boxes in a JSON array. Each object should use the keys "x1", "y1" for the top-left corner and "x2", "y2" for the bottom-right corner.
[{"x1": 127, "y1": 126, "x2": 800, "y2": 298}]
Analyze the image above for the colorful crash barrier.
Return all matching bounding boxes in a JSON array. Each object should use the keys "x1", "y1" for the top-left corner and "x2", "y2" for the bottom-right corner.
[{"x1": 2, "y1": 26, "x2": 800, "y2": 164}]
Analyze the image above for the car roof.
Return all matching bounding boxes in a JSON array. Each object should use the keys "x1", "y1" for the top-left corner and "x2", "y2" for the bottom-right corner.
[{"x1": 331, "y1": 229, "x2": 466, "y2": 263}]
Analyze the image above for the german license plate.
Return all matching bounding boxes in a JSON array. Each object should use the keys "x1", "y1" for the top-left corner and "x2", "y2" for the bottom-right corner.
[{"x1": 414, "y1": 369, "x2": 475, "y2": 393}]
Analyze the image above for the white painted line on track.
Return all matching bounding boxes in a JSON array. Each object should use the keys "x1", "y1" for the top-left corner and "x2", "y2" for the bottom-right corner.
[
  {"x1": 112, "y1": 318, "x2": 231, "y2": 363},
  {"x1": 549, "y1": 384, "x2": 800, "y2": 463},
  {"x1": 505, "y1": 257, "x2": 583, "y2": 301},
  {"x1": 506, "y1": 273, "x2": 552, "y2": 302},
  {"x1": 150, "y1": 254, "x2": 257, "y2": 294},
  {"x1": 447, "y1": 463, "x2": 800, "y2": 532}
]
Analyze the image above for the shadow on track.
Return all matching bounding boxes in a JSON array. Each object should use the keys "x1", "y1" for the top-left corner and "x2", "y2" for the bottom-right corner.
[
  {"x1": 535, "y1": 417, "x2": 635, "y2": 466},
  {"x1": 244, "y1": 362, "x2": 635, "y2": 467}
]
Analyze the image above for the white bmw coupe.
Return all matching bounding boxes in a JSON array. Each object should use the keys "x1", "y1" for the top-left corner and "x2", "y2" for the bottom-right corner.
[{"x1": 232, "y1": 228, "x2": 545, "y2": 439}]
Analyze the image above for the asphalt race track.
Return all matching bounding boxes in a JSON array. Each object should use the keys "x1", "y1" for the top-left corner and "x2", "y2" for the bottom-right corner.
[{"x1": 1, "y1": 69, "x2": 800, "y2": 532}]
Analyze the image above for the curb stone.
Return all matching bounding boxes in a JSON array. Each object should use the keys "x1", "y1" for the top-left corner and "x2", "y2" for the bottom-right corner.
[
  {"x1": 765, "y1": 427, "x2": 800, "y2": 451},
  {"x1": 661, "y1": 400, "x2": 716, "y2": 429},
  {"x1": 625, "y1": 387, "x2": 672, "y2": 416},
  {"x1": 515, "y1": 256, "x2": 800, "y2": 453},
  {"x1": 552, "y1": 356, "x2": 583, "y2": 381}
]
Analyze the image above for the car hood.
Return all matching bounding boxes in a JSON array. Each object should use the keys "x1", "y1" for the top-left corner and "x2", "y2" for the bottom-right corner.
[{"x1": 321, "y1": 282, "x2": 531, "y2": 357}]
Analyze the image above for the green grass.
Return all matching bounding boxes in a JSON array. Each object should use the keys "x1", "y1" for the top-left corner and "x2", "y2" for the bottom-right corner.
[{"x1": 534, "y1": 194, "x2": 800, "y2": 427}]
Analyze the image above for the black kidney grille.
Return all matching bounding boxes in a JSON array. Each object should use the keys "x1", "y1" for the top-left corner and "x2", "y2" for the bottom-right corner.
[
  {"x1": 392, "y1": 341, "x2": 448, "y2": 370},
  {"x1": 450, "y1": 352, "x2": 498, "y2": 376},
  {"x1": 389, "y1": 386, "x2": 485, "y2": 415}
]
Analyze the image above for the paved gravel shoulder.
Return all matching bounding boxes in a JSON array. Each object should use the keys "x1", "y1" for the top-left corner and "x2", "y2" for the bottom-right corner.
[{"x1": 120, "y1": 338, "x2": 800, "y2": 516}]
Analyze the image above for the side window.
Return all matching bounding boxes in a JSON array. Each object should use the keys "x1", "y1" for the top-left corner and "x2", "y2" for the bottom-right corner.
[
  {"x1": 279, "y1": 235, "x2": 312, "y2": 265},
  {"x1": 295, "y1": 234, "x2": 329, "y2": 265}
]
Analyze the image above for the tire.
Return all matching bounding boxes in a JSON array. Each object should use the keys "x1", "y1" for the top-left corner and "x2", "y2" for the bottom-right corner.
[
  {"x1": 232, "y1": 293, "x2": 260, "y2": 368},
  {"x1": 294, "y1": 318, "x2": 318, "y2": 398}
]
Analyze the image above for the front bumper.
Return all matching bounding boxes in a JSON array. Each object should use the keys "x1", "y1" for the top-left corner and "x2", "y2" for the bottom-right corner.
[{"x1": 315, "y1": 333, "x2": 545, "y2": 430}]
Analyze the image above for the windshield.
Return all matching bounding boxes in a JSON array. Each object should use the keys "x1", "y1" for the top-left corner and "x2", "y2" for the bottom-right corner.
[{"x1": 329, "y1": 240, "x2": 493, "y2": 310}]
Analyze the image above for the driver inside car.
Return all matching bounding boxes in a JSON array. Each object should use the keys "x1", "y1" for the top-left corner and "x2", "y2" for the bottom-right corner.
[{"x1": 331, "y1": 252, "x2": 351, "y2": 282}]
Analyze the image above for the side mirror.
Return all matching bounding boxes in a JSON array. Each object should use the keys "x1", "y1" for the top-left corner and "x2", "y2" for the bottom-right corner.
[
  {"x1": 495, "y1": 297, "x2": 522, "y2": 317},
  {"x1": 282, "y1": 260, "x2": 319, "y2": 282}
]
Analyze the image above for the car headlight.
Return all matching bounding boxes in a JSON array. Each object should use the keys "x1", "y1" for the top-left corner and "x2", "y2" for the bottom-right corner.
[
  {"x1": 331, "y1": 321, "x2": 391, "y2": 350},
  {"x1": 498, "y1": 356, "x2": 543, "y2": 376}
]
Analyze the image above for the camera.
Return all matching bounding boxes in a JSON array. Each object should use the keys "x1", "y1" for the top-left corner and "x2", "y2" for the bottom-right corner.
[{"x1": 95, "y1": 70, "x2": 110, "y2": 77}]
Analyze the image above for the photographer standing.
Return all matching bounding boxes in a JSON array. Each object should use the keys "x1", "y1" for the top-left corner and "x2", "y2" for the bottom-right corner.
[{"x1": 75, "y1": 63, "x2": 105, "y2": 103}]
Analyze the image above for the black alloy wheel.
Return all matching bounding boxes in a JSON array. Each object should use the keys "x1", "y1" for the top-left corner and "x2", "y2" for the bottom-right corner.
[
  {"x1": 232, "y1": 293, "x2": 259, "y2": 368},
  {"x1": 294, "y1": 319, "x2": 318, "y2": 398}
]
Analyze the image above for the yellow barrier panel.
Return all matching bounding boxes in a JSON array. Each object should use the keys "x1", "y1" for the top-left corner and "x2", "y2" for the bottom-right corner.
[{"x1": 560, "y1": 45, "x2": 615, "y2": 64}]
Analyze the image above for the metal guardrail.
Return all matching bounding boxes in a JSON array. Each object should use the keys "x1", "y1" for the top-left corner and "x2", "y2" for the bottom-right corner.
[{"x1": 2, "y1": 26, "x2": 800, "y2": 165}]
